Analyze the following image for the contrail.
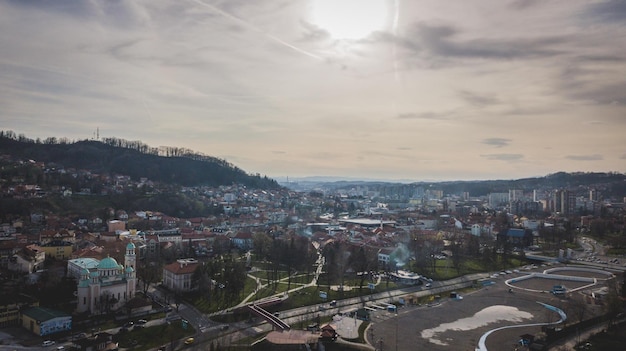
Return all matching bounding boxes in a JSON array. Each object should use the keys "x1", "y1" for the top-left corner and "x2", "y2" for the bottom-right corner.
[{"x1": 188, "y1": 0, "x2": 325, "y2": 61}]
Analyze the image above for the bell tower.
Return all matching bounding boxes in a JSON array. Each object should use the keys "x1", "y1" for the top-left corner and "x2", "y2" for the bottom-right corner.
[{"x1": 125, "y1": 242, "x2": 136, "y2": 270}]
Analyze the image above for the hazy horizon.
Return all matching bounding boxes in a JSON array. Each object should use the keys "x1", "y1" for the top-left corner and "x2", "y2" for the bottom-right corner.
[{"x1": 2, "y1": 0, "x2": 625, "y2": 181}]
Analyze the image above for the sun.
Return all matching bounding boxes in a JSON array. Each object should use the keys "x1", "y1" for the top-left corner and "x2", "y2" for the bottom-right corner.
[{"x1": 308, "y1": 0, "x2": 390, "y2": 40}]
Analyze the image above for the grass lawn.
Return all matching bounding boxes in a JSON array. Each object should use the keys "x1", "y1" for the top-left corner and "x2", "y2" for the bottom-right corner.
[
  {"x1": 243, "y1": 276, "x2": 258, "y2": 297},
  {"x1": 422, "y1": 257, "x2": 530, "y2": 280},
  {"x1": 607, "y1": 247, "x2": 626, "y2": 256},
  {"x1": 248, "y1": 270, "x2": 291, "y2": 283}
]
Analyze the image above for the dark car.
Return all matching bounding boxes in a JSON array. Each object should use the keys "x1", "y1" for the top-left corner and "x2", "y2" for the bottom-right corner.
[{"x1": 123, "y1": 321, "x2": 134, "y2": 328}]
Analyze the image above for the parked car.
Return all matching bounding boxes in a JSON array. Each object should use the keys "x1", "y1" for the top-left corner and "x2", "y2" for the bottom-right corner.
[
  {"x1": 42, "y1": 341, "x2": 55, "y2": 347},
  {"x1": 184, "y1": 337, "x2": 194, "y2": 345},
  {"x1": 137, "y1": 319, "x2": 147, "y2": 325}
]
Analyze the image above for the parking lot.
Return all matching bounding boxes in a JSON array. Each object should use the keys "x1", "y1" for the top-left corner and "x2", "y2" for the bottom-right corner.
[{"x1": 366, "y1": 267, "x2": 609, "y2": 351}]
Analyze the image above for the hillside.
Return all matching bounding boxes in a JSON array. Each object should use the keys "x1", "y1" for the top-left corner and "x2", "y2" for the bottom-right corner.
[
  {"x1": 290, "y1": 172, "x2": 626, "y2": 199},
  {"x1": 0, "y1": 132, "x2": 279, "y2": 189}
]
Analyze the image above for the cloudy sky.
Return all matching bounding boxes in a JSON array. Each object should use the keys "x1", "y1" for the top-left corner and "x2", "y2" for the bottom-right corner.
[{"x1": 1, "y1": 0, "x2": 625, "y2": 182}]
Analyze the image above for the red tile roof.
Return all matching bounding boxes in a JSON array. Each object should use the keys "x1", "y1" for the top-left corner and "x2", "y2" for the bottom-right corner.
[{"x1": 163, "y1": 261, "x2": 200, "y2": 274}]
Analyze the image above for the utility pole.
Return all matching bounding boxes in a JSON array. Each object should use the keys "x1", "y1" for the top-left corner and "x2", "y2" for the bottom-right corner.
[{"x1": 395, "y1": 311, "x2": 399, "y2": 351}]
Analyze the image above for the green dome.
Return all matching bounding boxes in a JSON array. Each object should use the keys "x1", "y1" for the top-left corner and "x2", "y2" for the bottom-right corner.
[
  {"x1": 126, "y1": 242, "x2": 135, "y2": 250},
  {"x1": 98, "y1": 256, "x2": 119, "y2": 270}
]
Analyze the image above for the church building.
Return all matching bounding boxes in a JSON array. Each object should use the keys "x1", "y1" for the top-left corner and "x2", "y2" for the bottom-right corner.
[{"x1": 76, "y1": 242, "x2": 137, "y2": 314}]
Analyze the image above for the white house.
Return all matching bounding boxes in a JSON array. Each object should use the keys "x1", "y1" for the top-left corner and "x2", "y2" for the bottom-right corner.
[
  {"x1": 9, "y1": 244, "x2": 45, "y2": 273},
  {"x1": 162, "y1": 258, "x2": 200, "y2": 292}
]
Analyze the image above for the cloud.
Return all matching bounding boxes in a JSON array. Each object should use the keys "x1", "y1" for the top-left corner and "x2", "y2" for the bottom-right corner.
[
  {"x1": 1, "y1": 0, "x2": 625, "y2": 181},
  {"x1": 397, "y1": 111, "x2": 450, "y2": 120},
  {"x1": 509, "y1": 0, "x2": 543, "y2": 10},
  {"x1": 458, "y1": 90, "x2": 499, "y2": 107},
  {"x1": 582, "y1": 0, "x2": 626, "y2": 23},
  {"x1": 409, "y1": 22, "x2": 565, "y2": 60},
  {"x1": 565, "y1": 154, "x2": 603, "y2": 161},
  {"x1": 481, "y1": 154, "x2": 524, "y2": 161},
  {"x1": 482, "y1": 138, "x2": 511, "y2": 148}
]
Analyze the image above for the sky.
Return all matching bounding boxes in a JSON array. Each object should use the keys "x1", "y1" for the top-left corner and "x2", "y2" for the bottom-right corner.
[{"x1": 1, "y1": 0, "x2": 625, "y2": 182}]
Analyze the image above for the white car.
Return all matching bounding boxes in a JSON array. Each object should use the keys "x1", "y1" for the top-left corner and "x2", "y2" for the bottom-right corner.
[{"x1": 42, "y1": 341, "x2": 55, "y2": 347}]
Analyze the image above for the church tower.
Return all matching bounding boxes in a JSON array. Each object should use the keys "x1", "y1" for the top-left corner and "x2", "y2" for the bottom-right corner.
[
  {"x1": 124, "y1": 242, "x2": 137, "y2": 300},
  {"x1": 125, "y1": 242, "x2": 136, "y2": 270}
]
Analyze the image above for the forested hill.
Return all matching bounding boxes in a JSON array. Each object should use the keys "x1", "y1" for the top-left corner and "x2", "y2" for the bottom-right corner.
[
  {"x1": 0, "y1": 132, "x2": 280, "y2": 189},
  {"x1": 298, "y1": 173, "x2": 626, "y2": 199}
]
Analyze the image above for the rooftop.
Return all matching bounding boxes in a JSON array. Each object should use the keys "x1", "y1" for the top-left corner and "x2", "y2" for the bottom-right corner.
[{"x1": 21, "y1": 307, "x2": 70, "y2": 322}]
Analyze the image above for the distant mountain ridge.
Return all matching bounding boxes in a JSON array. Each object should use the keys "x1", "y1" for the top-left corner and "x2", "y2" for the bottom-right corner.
[
  {"x1": 282, "y1": 172, "x2": 626, "y2": 198},
  {"x1": 0, "y1": 131, "x2": 279, "y2": 189}
]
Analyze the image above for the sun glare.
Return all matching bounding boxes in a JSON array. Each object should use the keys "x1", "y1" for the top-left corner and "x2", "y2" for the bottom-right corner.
[{"x1": 309, "y1": 0, "x2": 389, "y2": 40}]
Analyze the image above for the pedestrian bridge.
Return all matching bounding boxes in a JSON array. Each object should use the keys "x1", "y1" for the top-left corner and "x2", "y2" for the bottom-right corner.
[{"x1": 247, "y1": 302, "x2": 290, "y2": 331}]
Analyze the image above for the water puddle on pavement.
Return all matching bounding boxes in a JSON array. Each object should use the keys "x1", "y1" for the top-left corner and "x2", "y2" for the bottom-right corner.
[{"x1": 421, "y1": 305, "x2": 533, "y2": 346}]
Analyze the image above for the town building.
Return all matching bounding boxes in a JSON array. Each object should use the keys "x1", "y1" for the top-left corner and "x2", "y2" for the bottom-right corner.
[
  {"x1": 231, "y1": 231, "x2": 253, "y2": 250},
  {"x1": 39, "y1": 240, "x2": 73, "y2": 260},
  {"x1": 8, "y1": 244, "x2": 45, "y2": 273},
  {"x1": 0, "y1": 294, "x2": 38, "y2": 328},
  {"x1": 162, "y1": 258, "x2": 200, "y2": 292},
  {"x1": 67, "y1": 258, "x2": 100, "y2": 280},
  {"x1": 39, "y1": 229, "x2": 76, "y2": 245},
  {"x1": 107, "y1": 220, "x2": 126, "y2": 233},
  {"x1": 20, "y1": 306, "x2": 72, "y2": 336},
  {"x1": 75, "y1": 243, "x2": 137, "y2": 314},
  {"x1": 71, "y1": 332, "x2": 118, "y2": 351}
]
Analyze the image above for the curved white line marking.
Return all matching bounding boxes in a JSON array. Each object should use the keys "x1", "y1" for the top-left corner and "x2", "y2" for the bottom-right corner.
[{"x1": 475, "y1": 302, "x2": 566, "y2": 351}]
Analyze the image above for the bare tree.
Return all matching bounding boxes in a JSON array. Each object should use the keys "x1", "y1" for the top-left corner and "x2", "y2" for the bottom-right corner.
[
  {"x1": 138, "y1": 260, "x2": 162, "y2": 295},
  {"x1": 568, "y1": 295, "x2": 589, "y2": 324}
]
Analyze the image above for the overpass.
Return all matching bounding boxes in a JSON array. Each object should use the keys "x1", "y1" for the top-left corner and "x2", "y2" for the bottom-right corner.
[{"x1": 247, "y1": 303, "x2": 291, "y2": 331}]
